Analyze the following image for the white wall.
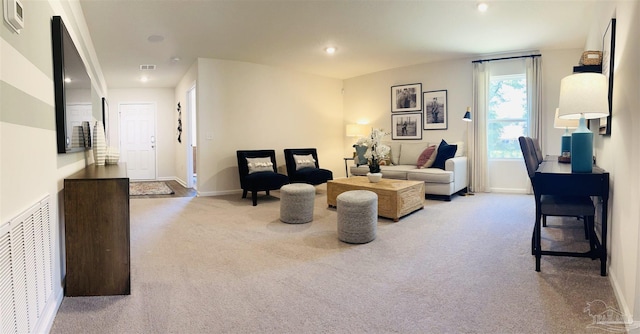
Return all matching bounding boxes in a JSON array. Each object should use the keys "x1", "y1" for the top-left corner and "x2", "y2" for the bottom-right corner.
[
  {"x1": 190, "y1": 58, "x2": 344, "y2": 195},
  {"x1": 108, "y1": 88, "x2": 177, "y2": 180},
  {"x1": 585, "y1": 0, "x2": 640, "y2": 321}
]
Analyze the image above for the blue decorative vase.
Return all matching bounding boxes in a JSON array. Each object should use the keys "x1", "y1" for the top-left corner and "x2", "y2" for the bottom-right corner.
[{"x1": 570, "y1": 117, "x2": 592, "y2": 173}]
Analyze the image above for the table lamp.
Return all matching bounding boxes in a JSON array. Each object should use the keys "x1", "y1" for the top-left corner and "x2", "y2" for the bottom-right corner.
[
  {"x1": 553, "y1": 107, "x2": 578, "y2": 160},
  {"x1": 557, "y1": 73, "x2": 609, "y2": 173},
  {"x1": 346, "y1": 124, "x2": 367, "y2": 138}
]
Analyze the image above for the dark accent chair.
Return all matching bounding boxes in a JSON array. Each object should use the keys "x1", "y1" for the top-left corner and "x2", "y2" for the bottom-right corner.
[
  {"x1": 518, "y1": 136, "x2": 595, "y2": 270},
  {"x1": 236, "y1": 150, "x2": 289, "y2": 206},
  {"x1": 283, "y1": 148, "x2": 333, "y2": 185}
]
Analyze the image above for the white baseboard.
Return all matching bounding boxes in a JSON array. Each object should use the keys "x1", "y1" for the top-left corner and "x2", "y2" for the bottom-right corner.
[
  {"x1": 198, "y1": 189, "x2": 243, "y2": 197},
  {"x1": 608, "y1": 269, "x2": 634, "y2": 324},
  {"x1": 34, "y1": 286, "x2": 64, "y2": 334},
  {"x1": 489, "y1": 188, "x2": 529, "y2": 194}
]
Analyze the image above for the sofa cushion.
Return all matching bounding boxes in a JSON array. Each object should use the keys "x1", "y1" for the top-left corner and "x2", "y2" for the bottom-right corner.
[
  {"x1": 379, "y1": 165, "x2": 411, "y2": 180},
  {"x1": 407, "y1": 168, "x2": 454, "y2": 184},
  {"x1": 398, "y1": 142, "x2": 430, "y2": 165},
  {"x1": 417, "y1": 145, "x2": 437, "y2": 168},
  {"x1": 432, "y1": 140, "x2": 457, "y2": 169}
]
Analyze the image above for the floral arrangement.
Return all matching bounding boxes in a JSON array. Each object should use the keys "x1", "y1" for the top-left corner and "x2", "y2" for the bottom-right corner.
[{"x1": 354, "y1": 128, "x2": 390, "y2": 174}]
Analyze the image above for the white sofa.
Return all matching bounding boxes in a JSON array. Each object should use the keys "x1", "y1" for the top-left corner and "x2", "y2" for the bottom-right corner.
[{"x1": 349, "y1": 141, "x2": 468, "y2": 201}]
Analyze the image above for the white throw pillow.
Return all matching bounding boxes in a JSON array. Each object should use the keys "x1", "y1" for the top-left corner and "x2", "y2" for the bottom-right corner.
[
  {"x1": 246, "y1": 157, "x2": 274, "y2": 174},
  {"x1": 293, "y1": 154, "x2": 316, "y2": 170},
  {"x1": 452, "y1": 141, "x2": 465, "y2": 157}
]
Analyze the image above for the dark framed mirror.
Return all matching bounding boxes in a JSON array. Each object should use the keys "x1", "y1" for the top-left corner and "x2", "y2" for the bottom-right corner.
[{"x1": 52, "y1": 15, "x2": 93, "y2": 153}]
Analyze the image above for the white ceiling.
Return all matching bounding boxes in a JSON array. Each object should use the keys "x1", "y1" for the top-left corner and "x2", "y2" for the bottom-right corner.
[{"x1": 79, "y1": 0, "x2": 598, "y2": 89}]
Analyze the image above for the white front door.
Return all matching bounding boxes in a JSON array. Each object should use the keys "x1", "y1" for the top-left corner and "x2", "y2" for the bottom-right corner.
[{"x1": 119, "y1": 103, "x2": 156, "y2": 180}]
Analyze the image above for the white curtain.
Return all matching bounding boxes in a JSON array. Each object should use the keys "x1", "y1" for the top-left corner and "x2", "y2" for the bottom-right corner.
[
  {"x1": 472, "y1": 56, "x2": 542, "y2": 194},
  {"x1": 526, "y1": 56, "x2": 543, "y2": 152},
  {"x1": 472, "y1": 62, "x2": 490, "y2": 193}
]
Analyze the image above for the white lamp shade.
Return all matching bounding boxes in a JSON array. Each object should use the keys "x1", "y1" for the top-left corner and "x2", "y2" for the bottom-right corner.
[
  {"x1": 558, "y1": 73, "x2": 609, "y2": 120},
  {"x1": 346, "y1": 124, "x2": 367, "y2": 137},
  {"x1": 553, "y1": 108, "x2": 579, "y2": 129}
]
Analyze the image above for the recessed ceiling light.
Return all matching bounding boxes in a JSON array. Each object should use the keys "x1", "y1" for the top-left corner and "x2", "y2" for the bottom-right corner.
[
  {"x1": 140, "y1": 76, "x2": 149, "y2": 83},
  {"x1": 325, "y1": 46, "x2": 337, "y2": 54},
  {"x1": 477, "y1": 2, "x2": 488, "y2": 12},
  {"x1": 147, "y1": 34, "x2": 164, "y2": 43},
  {"x1": 64, "y1": 77, "x2": 71, "y2": 83}
]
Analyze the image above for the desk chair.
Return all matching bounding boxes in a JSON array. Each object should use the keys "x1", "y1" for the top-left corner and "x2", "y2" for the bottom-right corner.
[
  {"x1": 518, "y1": 136, "x2": 595, "y2": 267},
  {"x1": 531, "y1": 137, "x2": 544, "y2": 164}
]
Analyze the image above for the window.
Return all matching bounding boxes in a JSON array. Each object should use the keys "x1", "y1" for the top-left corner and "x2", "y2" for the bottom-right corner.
[{"x1": 487, "y1": 74, "x2": 528, "y2": 159}]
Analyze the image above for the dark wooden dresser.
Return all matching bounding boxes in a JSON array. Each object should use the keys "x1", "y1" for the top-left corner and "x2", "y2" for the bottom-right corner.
[{"x1": 64, "y1": 163, "x2": 130, "y2": 296}]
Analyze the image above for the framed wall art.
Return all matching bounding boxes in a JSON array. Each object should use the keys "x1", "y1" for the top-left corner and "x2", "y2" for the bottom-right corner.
[
  {"x1": 391, "y1": 113, "x2": 422, "y2": 140},
  {"x1": 423, "y1": 90, "x2": 448, "y2": 130},
  {"x1": 391, "y1": 83, "x2": 422, "y2": 112},
  {"x1": 600, "y1": 18, "x2": 615, "y2": 136}
]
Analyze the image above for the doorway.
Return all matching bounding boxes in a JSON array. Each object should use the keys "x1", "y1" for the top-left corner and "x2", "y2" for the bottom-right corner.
[
  {"x1": 119, "y1": 103, "x2": 157, "y2": 180},
  {"x1": 186, "y1": 84, "x2": 197, "y2": 189}
]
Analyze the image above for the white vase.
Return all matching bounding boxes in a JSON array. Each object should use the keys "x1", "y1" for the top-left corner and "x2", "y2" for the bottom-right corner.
[
  {"x1": 93, "y1": 121, "x2": 107, "y2": 165},
  {"x1": 367, "y1": 172, "x2": 383, "y2": 183},
  {"x1": 105, "y1": 146, "x2": 120, "y2": 165}
]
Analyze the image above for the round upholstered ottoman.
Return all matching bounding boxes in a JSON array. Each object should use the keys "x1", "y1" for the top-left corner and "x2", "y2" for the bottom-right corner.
[
  {"x1": 337, "y1": 190, "x2": 378, "y2": 244},
  {"x1": 280, "y1": 183, "x2": 316, "y2": 224}
]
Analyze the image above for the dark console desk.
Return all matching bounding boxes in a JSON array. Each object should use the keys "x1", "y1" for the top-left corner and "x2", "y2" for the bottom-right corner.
[
  {"x1": 64, "y1": 164, "x2": 130, "y2": 295},
  {"x1": 534, "y1": 156, "x2": 609, "y2": 276}
]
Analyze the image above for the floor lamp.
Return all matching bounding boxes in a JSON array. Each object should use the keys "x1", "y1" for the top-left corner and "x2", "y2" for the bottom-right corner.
[{"x1": 462, "y1": 107, "x2": 474, "y2": 196}]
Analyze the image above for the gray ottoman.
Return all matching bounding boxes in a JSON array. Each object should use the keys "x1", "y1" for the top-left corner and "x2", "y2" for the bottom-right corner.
[
  {"x1": 280, "y1": 183, "x2": 316, "y2": 224},
  {"x1": 337, "y1": 190, "x2": 378, "y2": 244}
]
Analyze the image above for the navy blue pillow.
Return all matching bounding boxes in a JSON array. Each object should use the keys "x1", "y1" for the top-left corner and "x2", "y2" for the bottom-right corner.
[{"x1": 432, "y1": 140, "x2": 457, "y2": 170}]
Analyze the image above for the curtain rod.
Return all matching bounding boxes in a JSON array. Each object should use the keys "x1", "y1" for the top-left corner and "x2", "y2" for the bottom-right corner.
[{"x1": 472, "y1": 54, "x2": 542, "y2": 64}]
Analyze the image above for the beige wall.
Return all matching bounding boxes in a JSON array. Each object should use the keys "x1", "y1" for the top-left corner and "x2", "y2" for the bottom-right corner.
[
  {"x1": 343, "y1": 58, "x2": 473, "y2": 158},
  {"x1": 191, "y1": 58, "x2": 344, "y2": 195},
  {"x1": 343, "y1": 50, "x2": 583, "y2": 193}
]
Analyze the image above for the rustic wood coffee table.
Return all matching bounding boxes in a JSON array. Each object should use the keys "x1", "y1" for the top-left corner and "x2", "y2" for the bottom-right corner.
[{"x1": 327, "y1": 177, "x2": 425, "y2": 221}]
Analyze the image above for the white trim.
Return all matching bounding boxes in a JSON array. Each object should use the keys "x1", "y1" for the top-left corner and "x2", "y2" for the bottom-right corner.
[
  {"x1": 198, "y1": 189, "x2": 243, "y2": 197},
  {"x1": 33, "y1": 287, "x2": 63, "y2": 334},
  {"x1": 186, "y1": 83, "x2": 196, "y2": 189},
  {"x1": 488, "y1": 187, "x2": 528, "y2": 194}
]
